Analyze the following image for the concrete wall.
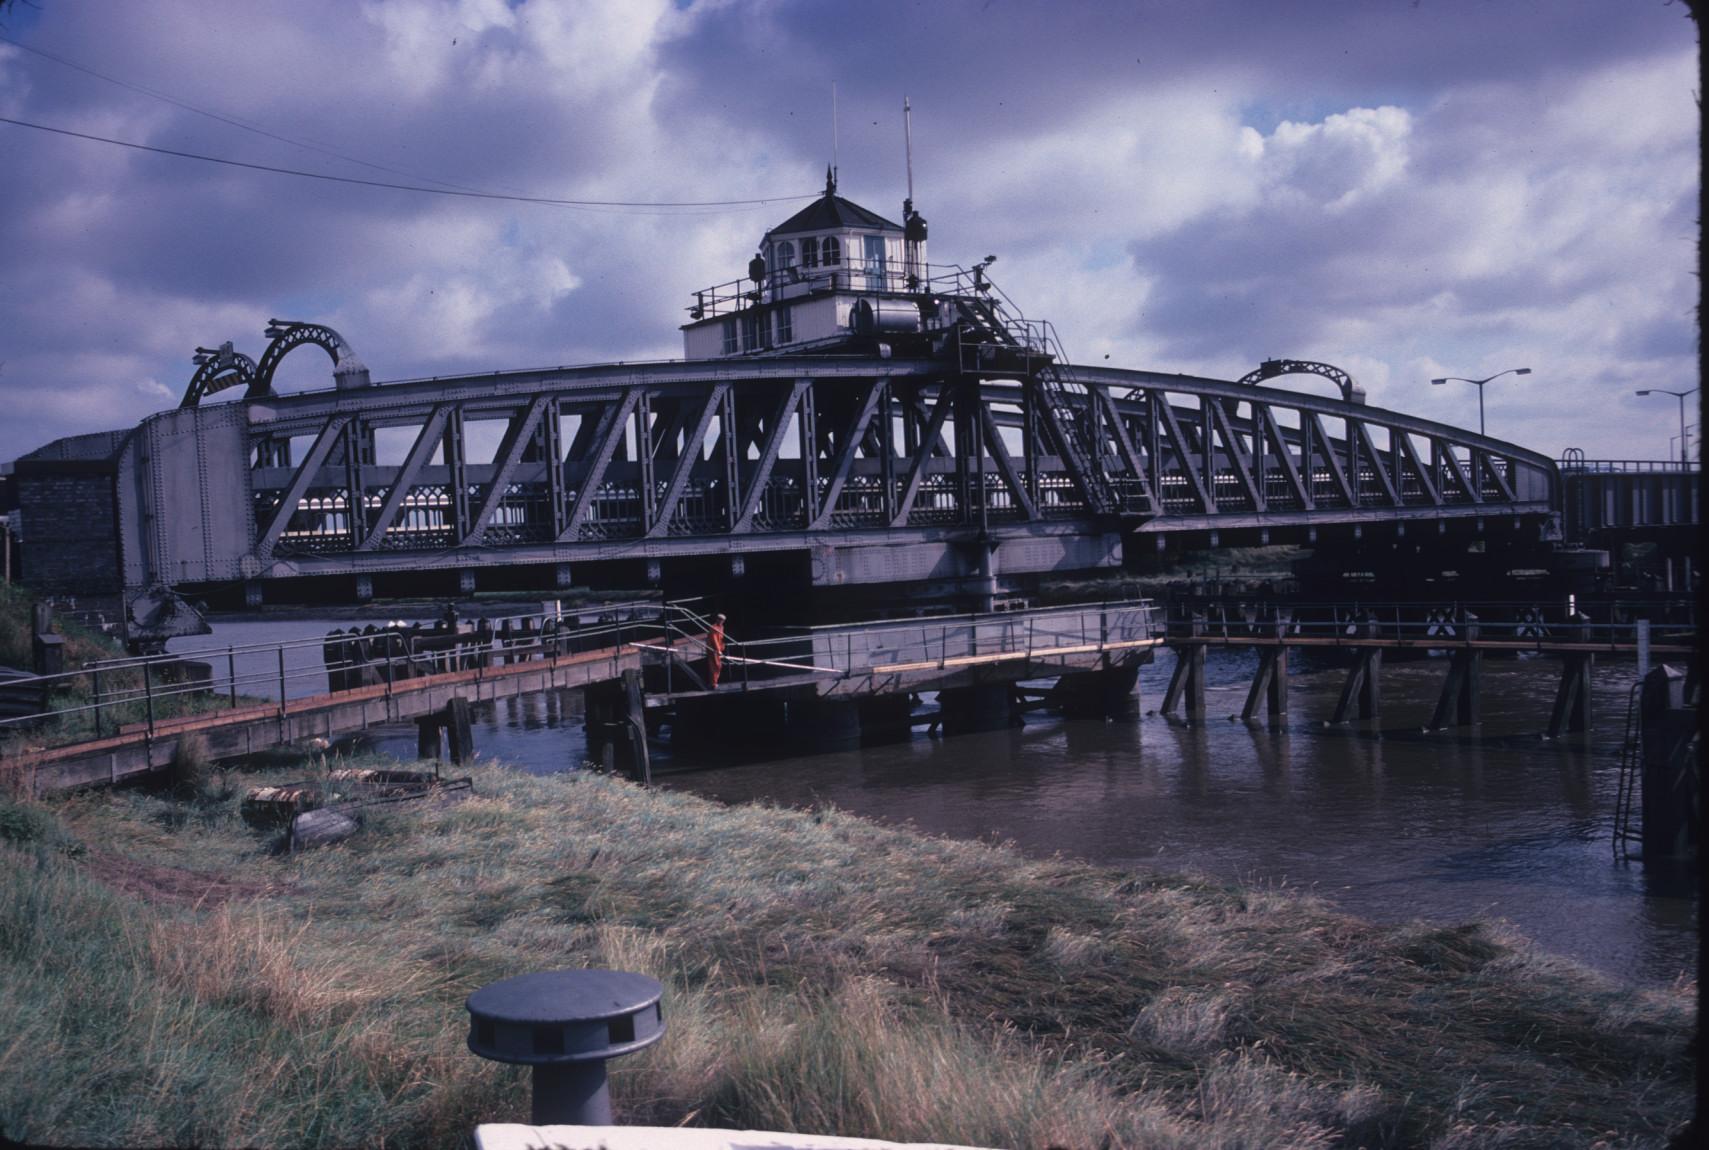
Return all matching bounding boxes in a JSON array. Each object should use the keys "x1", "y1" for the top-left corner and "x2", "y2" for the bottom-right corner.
[{"x1": 12, "y1": 431, "x2": 130, "y2": 594}]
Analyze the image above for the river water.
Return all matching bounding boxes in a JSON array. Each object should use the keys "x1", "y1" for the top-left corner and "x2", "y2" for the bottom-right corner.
[{"x1": 174, "y1": 618, "x2": 1698, "y2": 987}]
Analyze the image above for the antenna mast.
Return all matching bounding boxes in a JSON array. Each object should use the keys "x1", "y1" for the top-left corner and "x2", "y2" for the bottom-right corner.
[
  {"x1": 901, "y1": 95, "x2": 927, "y2": 288},
  {"x1": 831, "y1": 82, "x2": 839, "y2": 191},
  {"x1": 904, "y1": 95, "x2": 915, "y2": 203}
]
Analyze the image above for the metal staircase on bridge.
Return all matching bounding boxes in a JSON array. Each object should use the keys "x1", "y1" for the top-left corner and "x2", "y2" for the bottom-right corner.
[{"x1": 948, "y1": 288, "x2": 1123, "y2": 517}]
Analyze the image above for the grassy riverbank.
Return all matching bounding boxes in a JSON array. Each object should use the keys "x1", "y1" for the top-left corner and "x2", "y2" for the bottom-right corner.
[{"x1": 0, "y1": 752, "x2": 1694, "y2": 1148}]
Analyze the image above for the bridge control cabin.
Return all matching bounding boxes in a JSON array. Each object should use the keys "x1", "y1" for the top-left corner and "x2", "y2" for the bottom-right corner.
[{"x1": 683, "y1": 170, "x2": 941, "y2": 359}]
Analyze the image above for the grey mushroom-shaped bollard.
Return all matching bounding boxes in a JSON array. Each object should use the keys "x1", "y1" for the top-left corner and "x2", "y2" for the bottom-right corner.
[{"x1": 466, "y1": 969, "x2": 665, "y2": 1126}]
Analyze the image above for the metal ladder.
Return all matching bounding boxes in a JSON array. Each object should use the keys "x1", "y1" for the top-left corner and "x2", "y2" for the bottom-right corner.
[{"x1": 1611, "y1": 680, "x2": 1644, "y2": 860}]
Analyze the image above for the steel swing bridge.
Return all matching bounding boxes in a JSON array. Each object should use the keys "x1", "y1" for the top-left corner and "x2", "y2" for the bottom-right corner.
[{"x1": 90, "y1": 260, "x2": 1556, "y2": 605}]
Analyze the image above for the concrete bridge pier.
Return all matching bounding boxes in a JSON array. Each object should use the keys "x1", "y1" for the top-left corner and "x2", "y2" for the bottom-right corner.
[
  {"x1": 1547, "y1": 612, "x2": 1595, "y2": 738},
  {"x1": 1331, "y1": 650, "x2": 1382, "y2": 724},
  {"x1": 1548, "y1": 655, "x2": 1594, "y2": 738},
  {"x1": 1241, "y1": 648, "x2": 1289, "y2": 722},
  {"x1": 1429, "y1": 611, "x2": 1482, "y2": 730},
  {"x1": 1330, "y1": 614, "x2": 1382, "y2": 725},
  {"x1": 856, "y1": 693, "x2": 914, "y2": 746},
  {"x1": 1160, "y1": 645, "x2": 1207, "y2": 721},
  {"x1": 1330, "y1": 641, "x2": 1381, "y2": 726},
  {"x1": 417, "y1": 697, "x2": 475, "y2": 764},
  {"x1": 1159, "y1": 609, "x2": 1207, "y2": 722},
  {"x1": 668, "y1": 691, "x2": 790, "y2": 757},
  {"x1": 583, "y1": 680, "x2": 620, "y2": 768},
  {"x1": 1639, "y1": 664, "x2": 1698, "y2": 865},
  {"x1": 785, "y1": 696, "x2": 863, "y2": 753},
  {"x1": 1238, "y1": 606, "x2": 1294, "y2": 724},
  {"x1": 1430, "y1": 649, "x2": 1483, "y2": 729},
  {"x1": 584, "y1": 670, "x2": 650, "y2": 781},
  {"x1": 937, "y1": 682, "x2": 1019, "y2": 735},
  {"x1": 1052, "y1": 664, "x2": 1143, "y2": 721}
]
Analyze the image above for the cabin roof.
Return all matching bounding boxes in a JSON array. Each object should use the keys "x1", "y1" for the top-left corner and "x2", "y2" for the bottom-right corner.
[{"x1": 767, "y1": 192, "x2": 902, "y2": 238}]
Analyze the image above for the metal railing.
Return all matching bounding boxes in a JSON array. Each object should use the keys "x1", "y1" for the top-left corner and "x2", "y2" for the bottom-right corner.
[
  {"x1": 0, "y1": 601, "x2": 671, "y2": 753},
  {"x1": 1164, "y1": 598, "x2": 1696, "y2": 650},
  {"x1": 685, "y1": 260, "x2": 1048, "y2": 327},
  {"x1": 1556, "y1": 458, "x2": 1699, "y2": 474},
  {"x1": 642, "y1": 600, "x2": 1162, "y2": 694},
  {"x1": 0, "y1": 598, "x2": 1168, "y2": 751}
]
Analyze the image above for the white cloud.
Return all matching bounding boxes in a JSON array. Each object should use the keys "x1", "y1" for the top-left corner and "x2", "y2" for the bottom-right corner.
[
  {"x1": 0, "y1": 1, "x2": 1694, "y2": 467},
  {"x1": 359, "y1": 0, "x2": 519, "y2": 99},
  {"x1": 1112, "y1": 48, "x2": 1696, "y2": 455},
  {"x1": 1253, "y1": 106, "x2": 1412, "y2": 212}
]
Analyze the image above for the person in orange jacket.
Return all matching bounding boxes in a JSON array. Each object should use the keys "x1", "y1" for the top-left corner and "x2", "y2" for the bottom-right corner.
[{"x1": 706, "y1": 613, "x2": 727, "y2": 688}]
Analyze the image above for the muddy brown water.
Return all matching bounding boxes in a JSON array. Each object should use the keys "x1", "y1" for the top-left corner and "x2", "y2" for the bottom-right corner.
[{"x1": 177, "y1": 620, "x2": 1697, "y2": 986}]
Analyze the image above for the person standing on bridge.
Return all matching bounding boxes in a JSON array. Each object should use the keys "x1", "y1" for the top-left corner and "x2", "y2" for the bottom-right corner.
[{"x1": 707, "y1": 613, "x2": 727, "y2": 688}]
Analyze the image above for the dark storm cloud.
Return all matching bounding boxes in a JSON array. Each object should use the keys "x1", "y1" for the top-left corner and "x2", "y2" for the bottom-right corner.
[{"x1": 0, "y1": 0, "x2": 1697, "y2": 463}]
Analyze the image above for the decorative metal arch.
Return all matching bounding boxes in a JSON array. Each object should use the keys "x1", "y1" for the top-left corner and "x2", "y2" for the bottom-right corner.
[
  {"x1": 179, "y1": 342, "x2": 260, "y2": 409},
  {"x1": 248, "y1": 320, "x2": 370, "y2": 400},
  {"x1": 1237, "y1": 359, "x2": 1365, "y2": 405}
]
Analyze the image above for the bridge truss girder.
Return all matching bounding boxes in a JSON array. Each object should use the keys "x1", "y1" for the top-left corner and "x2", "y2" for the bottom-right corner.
[{"x1": 115, "y1": 356, "x2": 1559, "y2": 594}]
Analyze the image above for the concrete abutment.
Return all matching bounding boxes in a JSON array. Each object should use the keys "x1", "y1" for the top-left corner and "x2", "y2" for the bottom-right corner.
[{"x1": 937, "y1": 682, "x2": 1019, "y2": 735}]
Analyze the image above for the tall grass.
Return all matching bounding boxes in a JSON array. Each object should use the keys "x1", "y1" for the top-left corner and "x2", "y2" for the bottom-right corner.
[
  {"x1": 0, "y1": 760, "x2": 1694, "y2": 1149},
  {"x1": 0, "y1": 582, "x2": 125, "y2": 673}
]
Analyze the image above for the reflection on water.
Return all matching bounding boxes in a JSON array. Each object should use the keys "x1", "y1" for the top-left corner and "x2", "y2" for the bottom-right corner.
[{"x1": 187, "y1": 616, "x2": 1697, "y2": 986}]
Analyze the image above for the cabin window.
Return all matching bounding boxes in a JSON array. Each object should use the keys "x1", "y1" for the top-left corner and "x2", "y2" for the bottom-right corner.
[
  {"x1": 775, "y1": 240, "x2": 795, "y2": 270},
  {"x1": 721, "y1": 318, "x2": 737, "y2": 355},
  {"x1": 863, "y1": 234, "x2": 887, "y2": 289},
  {"x1": 775, "y1": 305, "x2": 793, "y2": 344},
  {"x1": 800, "y1": 238, "x2": 819, "y2": 269},
  {"x1": 741, "y1": 310, "x2": 762, "y2": 352},
  {"x1": 821, "y1": 236, "x2": 841, "y2": 265}
]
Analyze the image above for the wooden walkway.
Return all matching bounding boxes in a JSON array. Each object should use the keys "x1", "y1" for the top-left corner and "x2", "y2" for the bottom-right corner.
[
  {"x1": 1160, "y1": 627, "x2": 1695, "y2": 734},
  {"x1": 642, "y1": 635, "x2": 1167, "y2": 701},
  {"x1": 6, "y1": 600, "x2": 1164, "y2": 794},
  {"x1": 7, "y1": 643, "x2": 650, "y2": 795}
]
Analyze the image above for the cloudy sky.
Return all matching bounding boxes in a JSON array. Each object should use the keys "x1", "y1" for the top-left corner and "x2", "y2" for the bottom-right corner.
[{"x1": 0, "y1": 0, "x2": 1698, "y2": 465}]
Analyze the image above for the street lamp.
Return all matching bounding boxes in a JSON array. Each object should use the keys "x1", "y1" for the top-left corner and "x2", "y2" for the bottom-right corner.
[
  {"x1": 1634, "y1": 388, "x2": 1698, "y2": 467},
  {"x1": 1430, "y1": 368, "x2": 1532, "y2": 437}
]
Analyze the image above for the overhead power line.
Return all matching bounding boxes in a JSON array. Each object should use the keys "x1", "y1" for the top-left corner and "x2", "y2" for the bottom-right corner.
[
  {"x1": 0, "y1": 32, "x2": 496, "y2": 195},
  {"x1": 0, "y1": 114, "x2": 817, "y2": 210}
]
